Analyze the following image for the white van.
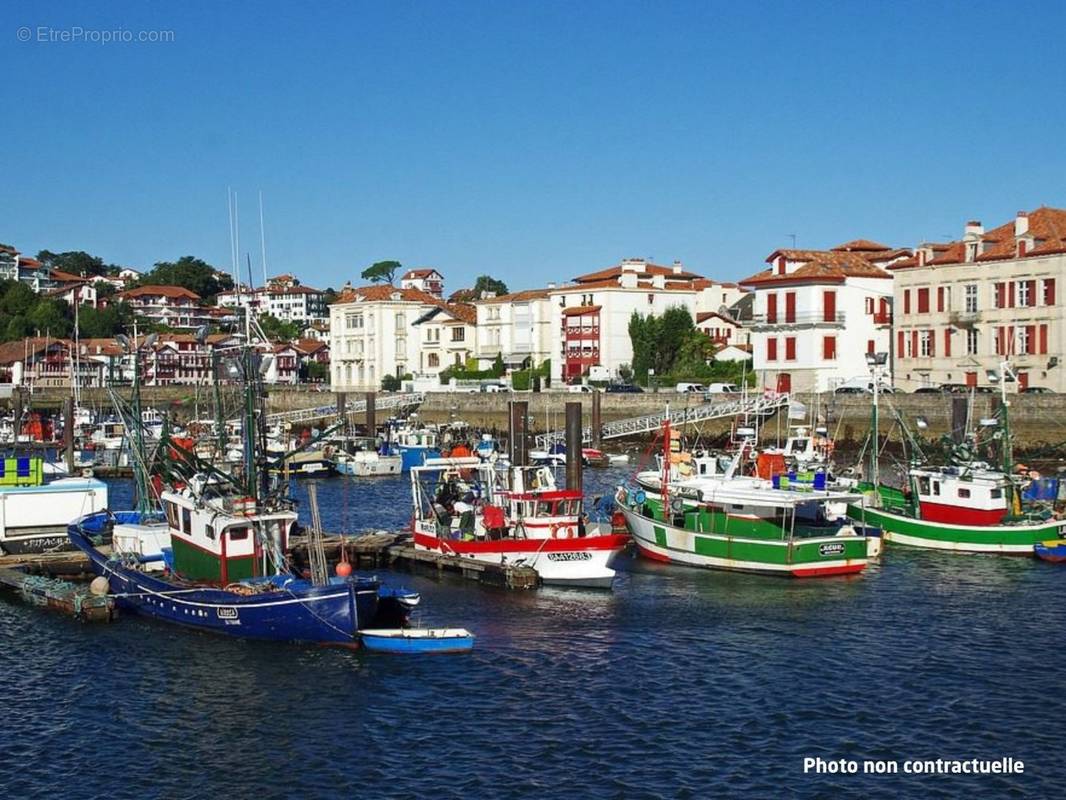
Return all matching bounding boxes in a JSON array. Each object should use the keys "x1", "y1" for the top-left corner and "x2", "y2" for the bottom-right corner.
[
  {"x1": 567, "y1": 384, "x2": 596, "y2": 393},
  {"x1": 675, "y1": 383, "x2": 708, "y2": 393},
  {"x1": 706, "y1": 383, "x2": 739, "y2": 394}
]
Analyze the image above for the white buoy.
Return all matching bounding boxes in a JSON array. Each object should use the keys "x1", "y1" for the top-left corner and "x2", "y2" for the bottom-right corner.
[{"x1": 89, "y1": 576, "x2": 110, "y2": 596}]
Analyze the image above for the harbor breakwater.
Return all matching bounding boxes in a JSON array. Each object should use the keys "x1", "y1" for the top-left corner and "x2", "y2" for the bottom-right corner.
[{"x1": 15, "y1": 387, "x2": 1066, "y2": 451}]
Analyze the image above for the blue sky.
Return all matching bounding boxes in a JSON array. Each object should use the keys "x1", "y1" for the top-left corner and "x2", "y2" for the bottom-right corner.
[{"x1": 3, "y1": 0, "x2": 1065, "y2": 291}]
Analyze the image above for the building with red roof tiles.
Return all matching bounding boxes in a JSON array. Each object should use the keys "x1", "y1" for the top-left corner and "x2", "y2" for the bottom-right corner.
[
  {"x1": 117, "y1": 285, "x2": 215, "y2": 330},
  {"x1": 892, "y1": 207, "x2": 1066, "y2": 392},
  {"x1": 329, "y1": 283, "x2": 467, "y2": 390},
  {"x1": 739, "y1": 245, "x2": 896, "y2": 394},
  {"x1": 543, "y1": 258, "x2": 750, "y2": 384},
  {"x1": 473, "y1": 288, "x2": 554, "y2": 371},
  {"x1": 400, "y1": 268, "x2": 444, "y2": 298}
]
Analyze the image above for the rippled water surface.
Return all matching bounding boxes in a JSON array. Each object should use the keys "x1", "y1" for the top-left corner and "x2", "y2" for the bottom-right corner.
[{"x1": 1, "y1": 467, "x2": 1061, "y2": 799}]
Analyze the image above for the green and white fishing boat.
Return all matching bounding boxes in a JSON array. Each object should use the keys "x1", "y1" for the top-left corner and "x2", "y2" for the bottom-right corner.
[
  {"x1": 615, "y1": 421, "x2": 877, "y2": 578},
  {"x1": 846, "y1": 356, "x2": 1066, "y2": 553}
]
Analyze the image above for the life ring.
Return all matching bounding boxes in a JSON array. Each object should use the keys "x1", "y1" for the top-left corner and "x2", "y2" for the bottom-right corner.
[{"x1": 551, "y1": 523, "x2": 573, "y2": 539}]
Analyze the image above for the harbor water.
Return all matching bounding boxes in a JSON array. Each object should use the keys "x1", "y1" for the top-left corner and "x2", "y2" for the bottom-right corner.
[{"x1": 1, "y1": 466, "x2": 1062, "y2": 799}]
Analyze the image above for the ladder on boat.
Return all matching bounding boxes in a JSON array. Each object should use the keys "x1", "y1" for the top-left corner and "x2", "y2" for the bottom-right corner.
[{"x1": 533, "y1": 392, "x2": 791, "y2": 448}]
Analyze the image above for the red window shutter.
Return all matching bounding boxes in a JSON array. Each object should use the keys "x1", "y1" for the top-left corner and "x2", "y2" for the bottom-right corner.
[
  {"x1": 1026, "y1": 324, "x2": 1037, "y2": 354},
  {"x1": 944, "y1": 329, "x2": 952, "y2": 357},
  {"x1": 966, "y1": 371, "x2": 977, "y2": 387},
  {"x1": 823, "y1": 336, "x2": 836, "y2": 360},
  {"x1": 904, "y1": 289, "x2": 911, "y2": 314},
  {"x1": 1045, "y1": 279, "x2": 1056, "y2": 305},
  {"x1": 917, "y1": 288, "x2": 929, "y2": 313},
  {"x1": 995, "y1": 283, "x2": 1005, "y2": 308},
  {"x1": 767, "y1": 294, "x2": 777, "y2": 323},
  {"x1": 785, "y1": 337, "x2": 796, "y2": 360},
  {"x1": 937, "y1": 287, "x2": 944, "y2": 312},
  {"x1": 1027, "y1": 280, "x2": 1037, "y2": 307},
  {"x1": 1009, "y1": 282, "x2": 1016, "y2": 308},
  {"x1": 1040, "y1": 324, "x2": 1048, "y2": 355},
  {"x1": 767, "y1": 337, "x2": 777, "y2": 361},
  {"x1": 911, "y1": 330, "x2": 918, "y2": 358},
  {"x1": 994, "y1": 327, "x2": 1002, "y2": 355},
  {"x1": 867, "y1": 339, "x2": 875, "y2": 354},
  {"x1": 928, "y1": 330, "x2": 935, "y2": 357},
  {"x1": 897, "y1": 330, "x2": 905, "y2": 356},
  {"x1": 823, "y1": 290, "x2": 836, "y2": 322},
  {"x1": 785, "y1": 292, "x2": 796, "y2": 323}
]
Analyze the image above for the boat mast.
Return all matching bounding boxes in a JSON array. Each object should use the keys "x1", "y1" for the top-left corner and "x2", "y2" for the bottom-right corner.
[
  {"x1": 661, "y1": 410, "x2": 670, "y2": 517},
  {"x1": 865, "y1": 352, "x2": 887, "y2": 485}
]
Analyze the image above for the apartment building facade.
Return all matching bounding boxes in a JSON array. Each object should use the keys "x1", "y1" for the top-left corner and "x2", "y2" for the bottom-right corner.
[
  {"x1": 741, "y1": 241, "x2": 899, "y2": 394},
  {"x1": 473, "y1": 288, "x2": 553, "y2": 370},
  {"x1": 891, "y1": 207, "x2": 1066, "y2": 392}
]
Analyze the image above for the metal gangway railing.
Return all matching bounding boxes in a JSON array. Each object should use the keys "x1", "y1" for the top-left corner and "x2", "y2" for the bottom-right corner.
[
  {"x1": 264, "y1": 392, "x2": 425, "y2": 426},
  {"x1": 533, "y1": 392, "x2": 791, "y2": 448}
]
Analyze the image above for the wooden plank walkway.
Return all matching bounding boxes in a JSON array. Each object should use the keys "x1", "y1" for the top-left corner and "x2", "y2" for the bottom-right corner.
[{"x1": 0, "y1": 566, "x2": 114, "y2": 622}]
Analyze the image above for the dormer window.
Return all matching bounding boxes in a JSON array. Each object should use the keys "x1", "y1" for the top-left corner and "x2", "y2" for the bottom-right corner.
[
  {"x1": 777, "y1": 257, "x2": 786, "y2": 275},
  {"x1": 1018, "y1": 240, "x2": 1027, "y2": 256},
  {"x1": 966, "y1": 243, "x2": 978, "y2": 262}
]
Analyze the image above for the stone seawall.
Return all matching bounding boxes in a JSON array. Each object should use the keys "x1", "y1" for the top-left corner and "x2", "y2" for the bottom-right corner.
[{"x1": 16, "y1": 387, "x2": 1066, "y2": 449}]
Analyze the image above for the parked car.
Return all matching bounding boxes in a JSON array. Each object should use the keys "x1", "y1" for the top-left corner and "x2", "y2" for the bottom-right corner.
[
  {"x1": 482, "y1": 383, "x2": 508, "y2": 393},
  {"x1": 706, "y1": 383, "x2": 740, "y2": 394},
  {"x1": 606, "y1": 383, "x2": 643, "y2": 393},
  {"x1": 834, "y1": 378, "x2": 895, "y2": 394},
  {"x1": 939, "y1": 383, "x2": 969, "y2": 394},
  {"x1": 567, "y1": 384, "x2": 596, "y2": 393},
  {"x1": 676, "y1": 383, "x2": 708, "y2": 393},
  {"x1": 1022, "y1": 386, "x2": 1053, "y2": 394},
  {"x1": 913, "y1": 386, "x2": 941, "y2": 394},
  {"x1": 834, "y1": 386, "x2": 868, "y2": 395}
]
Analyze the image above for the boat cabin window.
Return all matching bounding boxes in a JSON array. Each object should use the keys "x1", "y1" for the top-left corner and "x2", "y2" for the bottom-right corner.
[
  {"x1": 917, "y1": 477, "x2": 931, "y2": 495},
  {"x1": 958, "y1": 488, "x2": 971, "y2": 499},
  {"x1": 731, "y1": 504, "x2": 744, "y2": 511},
  {"x1": 164, "y1": 501, "x2": 179, "y2": 528},
  {"x1": 932, "y1": 481, "x2": 940, "y2": 496},
  {"x1": 181, "y1": 508, "x2": 191, "y2": 534},
  {"x1": 990, "y1": 488, "x2": 1002, "y2": 499},
  {"x1": 205, "y1": 525, "x2": 215, "y2": 540},
  {"x1": 228, "y1": 526, "x2": 249, "y2": 541},
  {"x1": 793, "y1": 438, "x2": 809, "y2": 451},
  {"x1": 536, "y1": 500, "x2": 553, "y2": 516}
]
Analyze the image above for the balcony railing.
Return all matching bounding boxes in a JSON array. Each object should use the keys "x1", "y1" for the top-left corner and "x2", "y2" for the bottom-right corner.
[
  {"x1": 873, "y1": 312, "x2": 892, "y2": 325},
  {"x1": 949, "y1": 310, "x2": 980, "y2": 327},
  {"x1": 753, "y1": 312, "x2": 846, "y2": 326}
]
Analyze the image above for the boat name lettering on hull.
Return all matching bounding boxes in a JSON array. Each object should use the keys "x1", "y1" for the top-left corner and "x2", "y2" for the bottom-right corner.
[
  {"x1": 217, "y1": 607, "x2": 239, "y2": 621},
  {"x1": 547, "y1": 552, "x2": 592, "y2": 562},
  {"x1": 818, "y1": 542, "x2": 846, "y2": 557}
]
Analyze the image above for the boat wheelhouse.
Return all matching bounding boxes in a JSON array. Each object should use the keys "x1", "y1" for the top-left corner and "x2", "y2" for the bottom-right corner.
[
  {"x1": 410, "y1": 457, "x2": 628, "y2": 588},
  {"x1": 0, "y1": 455, "x2": 108, "y2": 555},
  {"x1": 393, "y1": 423, "x2": 441, "y2": 470}
]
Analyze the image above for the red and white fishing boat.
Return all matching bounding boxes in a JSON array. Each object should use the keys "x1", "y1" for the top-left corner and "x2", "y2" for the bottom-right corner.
[{"x1": 410, "y1": 457, "x2": 629, "y2": 588}]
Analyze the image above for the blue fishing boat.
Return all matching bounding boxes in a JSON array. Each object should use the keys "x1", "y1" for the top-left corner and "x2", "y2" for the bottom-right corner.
[
  {"x1": 1034, "y1": 539, "x2": 1066, "y2": 563},
  {"x1": 70, "y1": 323, "x2": 421, "y2": 647},
  {"x1": 359, "y1": 627, "x2": 475, "y2": 654},
  {"x1": 69, "y1": 511, "x2": 415, "y2": 645},
  {"x1": 392, "y1": 423, "x2": 441, "y2": 470}
]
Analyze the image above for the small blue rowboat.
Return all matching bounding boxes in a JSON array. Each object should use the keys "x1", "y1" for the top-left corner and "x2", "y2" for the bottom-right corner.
[
  {"x1": 1034, "y1": 540, "x2": 1066, "y2": 563},
  {"x1": 359, "y1": 628, "x2": 475, "y2": 654}
]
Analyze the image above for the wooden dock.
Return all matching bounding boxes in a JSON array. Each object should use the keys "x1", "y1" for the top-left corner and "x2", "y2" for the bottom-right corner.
[
  {"x1": 0, "y1": 549, "x2": 96, "y2": 576},
  {"x1": 0, "y1": 566, "x2": 114, "y2": 621},
  {"x1": 290, "y1": 531, "x2": 541, "y2": 589}
]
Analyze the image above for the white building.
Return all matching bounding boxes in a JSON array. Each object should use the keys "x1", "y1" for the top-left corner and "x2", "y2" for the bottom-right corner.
[
  {"x1": 260, "y1": 285, "x2": 327, "y2": 324},
  {"x1": 473, "y1": 288, "x2": 553, "y2": 371},
  {"x1": 329, "y1": 285, "x2": 474, "y2": 391},
  {"x1": 891, "y1": 207, "x2": 1066, "y2": 392},
  {"x1": 400, "y1": 268, "x2": 444, "y2": 298},
  {"x1": 549, "y1": 258, "x2": 732, "y2": 384},
  {"x1": 740, "y1": 242, "x2": 900, "y2": 394}
]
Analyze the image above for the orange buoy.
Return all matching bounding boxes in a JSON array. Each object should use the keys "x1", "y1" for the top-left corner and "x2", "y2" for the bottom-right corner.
[{"x1": 336, "y1": 561, "x2": 352, "y2": 577}]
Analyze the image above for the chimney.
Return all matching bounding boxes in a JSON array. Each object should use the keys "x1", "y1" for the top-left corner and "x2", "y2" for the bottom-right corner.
[
  {"x1": 964, "y1": 220, "x2": 984, "y2": 239},
  {"x1": 620, "y1": 258, "x2": 644, "y2": 274},
  {"x1": 652, "y1": 274, "x2": 666, "y2": 289},
  {"x1": 1015, "y1": 211, "x2": 1029, "y2": 237},
  {"x1": 672, "y1": 259, "x2": 684, "y2": 275},
  {"x1": 547, "y1": 282, "x2": 556, "y2": 289}
]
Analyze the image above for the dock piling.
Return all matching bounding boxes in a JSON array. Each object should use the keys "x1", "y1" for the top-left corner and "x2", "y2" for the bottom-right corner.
[
  {"x1": 509, "y1": 400, "x2": 529, "y2": 467},
  {"x1": 566, "y1": 401, "x2": 583, "y2": 490}
]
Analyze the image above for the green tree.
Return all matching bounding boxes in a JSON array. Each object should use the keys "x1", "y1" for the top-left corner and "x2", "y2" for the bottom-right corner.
[
  {"x1": 1, "y1": 282, "x2": 37, "y2": 317},
  {"x1": 135, "y1": 256, "x2": 232, "y2": 300},
  {"x1": 257, "y1": 313, "x2": 301, "y2": 342},
  {"x1": 617, "y1": 363, "x2": 633, "y2": 383},
  {"x1": 361, "y1": 260, "x2": 402, "y2": 284},
  {"x1": 29, "y1": 300, "x2": 72, "y2": 338},
  {"x1": 491, "y1": 352, "x2": 505, "y2": 377},
  {"x1": 473, "y1": 275, "x2": 509, "y2": 298},
  {"x1": 381, "y1": 373, "x2": 402, "y2": 391},
  {"x1": 92, "y1": 280, "x2": 119, "y2": 301},
  {"x1": 77, "y1": 301, "x2": 135, "y2": 339},
  {"x1": 36, "y1": 250, "x2": 110, "y2": 277}
]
